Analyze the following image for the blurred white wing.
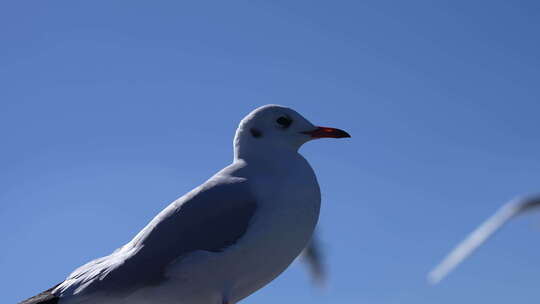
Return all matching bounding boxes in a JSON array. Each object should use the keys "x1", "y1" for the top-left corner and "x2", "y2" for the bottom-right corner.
[
  {"x1": 301, "y1": 231, "x2": 326, "y2": 286},
  {"x1": 428, "y1": 194, "x2": 540, "y2": 284}
]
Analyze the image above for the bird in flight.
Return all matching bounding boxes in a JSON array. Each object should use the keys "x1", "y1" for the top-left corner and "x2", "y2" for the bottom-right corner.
[
  {"x1": 19, "y1": 104, "x2": 350, "y2": 304},
  {"x1": 428, "y1": 194, "x2": 540, "y2": 284}
]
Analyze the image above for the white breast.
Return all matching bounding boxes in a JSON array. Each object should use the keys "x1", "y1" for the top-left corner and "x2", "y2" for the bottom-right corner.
[{"x1": 226, "y1": 154, "x2": 321, "y2": 302}]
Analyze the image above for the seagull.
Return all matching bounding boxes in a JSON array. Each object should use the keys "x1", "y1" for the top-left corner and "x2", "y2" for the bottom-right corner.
[
  {"x1": 428, "y1": 194, "x2": 540, "y2": 284},
  {"x1": 19, "y1": 105, "x2": 350, "y2": 304}
]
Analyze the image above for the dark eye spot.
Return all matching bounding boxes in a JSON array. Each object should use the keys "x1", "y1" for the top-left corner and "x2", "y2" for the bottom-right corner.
[
  {"x1": 250, "y1": 128, "x2": 262, "y2": 138},
  {"x1": 276, "y1": 116, "x2": 292, "y2": 128}
]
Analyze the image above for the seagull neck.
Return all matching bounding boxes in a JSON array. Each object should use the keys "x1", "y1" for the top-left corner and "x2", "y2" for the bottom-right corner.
[{"x1": 233, "y1": 145, "x2": 299, "y2": 166}]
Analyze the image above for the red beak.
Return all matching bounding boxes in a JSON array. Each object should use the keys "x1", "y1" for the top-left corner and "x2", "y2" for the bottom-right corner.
[{"x1": 302, "y1": 126, "x2": 351, "y2": 139}]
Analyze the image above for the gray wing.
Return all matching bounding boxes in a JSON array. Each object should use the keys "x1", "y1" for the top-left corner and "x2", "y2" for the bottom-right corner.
[
  {"x1": 428, "y1": 194, "x2": 540, "y2": 284},
  {"x1": 18, "y1": 285, "x2": 60, "y2": 304},
  {"x1": 301, "y1": 231, "x2": 326, "y2": 286},
  {"x1": 54, "y1": 175, "x2": 257, "y2": 297}
]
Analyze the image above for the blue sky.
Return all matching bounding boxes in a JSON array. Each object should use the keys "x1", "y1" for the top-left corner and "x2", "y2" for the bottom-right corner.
[{"x1": 2, "y1": 1, "x2": 540, "y2": 303}]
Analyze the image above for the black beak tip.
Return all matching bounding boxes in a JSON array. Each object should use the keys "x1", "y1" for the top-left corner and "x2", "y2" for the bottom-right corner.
[{"x1": 339, "y1": 130, "x2": 352, "y2": 138}]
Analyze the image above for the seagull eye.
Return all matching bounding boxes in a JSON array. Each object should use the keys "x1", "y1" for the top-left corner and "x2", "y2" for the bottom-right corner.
[{"x1": 276, "y1": 116, "x2": 292, "y2": 128}]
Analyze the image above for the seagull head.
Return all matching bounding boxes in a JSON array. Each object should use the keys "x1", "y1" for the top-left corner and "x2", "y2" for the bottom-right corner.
[{"x1": 234, "y1": 105, "x2": 350, "y2": 160}]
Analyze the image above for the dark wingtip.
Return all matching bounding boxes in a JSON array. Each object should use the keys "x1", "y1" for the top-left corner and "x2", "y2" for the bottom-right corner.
[{"x1": 18, "y1": 284, "x2": 60, "y2": 304}]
